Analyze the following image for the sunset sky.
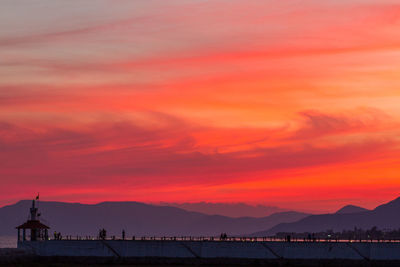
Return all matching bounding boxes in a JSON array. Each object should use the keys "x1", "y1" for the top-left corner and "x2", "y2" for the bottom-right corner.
[{"x1": 1, "y1": 0, "x2": 400, "y2": 212}]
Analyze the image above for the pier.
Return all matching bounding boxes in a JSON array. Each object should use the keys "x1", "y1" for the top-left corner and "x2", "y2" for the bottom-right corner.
[
  {"x1": 13, "y1": 198, "x2": 400, "y2": 263},
  {"x1": 16, "y1": 238, "x2": 400, "y2": 261}
]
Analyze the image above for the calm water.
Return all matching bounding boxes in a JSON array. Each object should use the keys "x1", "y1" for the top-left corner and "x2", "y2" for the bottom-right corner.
[{"x1": 0, "y1": 236, "x2": 17, "y2": 248}]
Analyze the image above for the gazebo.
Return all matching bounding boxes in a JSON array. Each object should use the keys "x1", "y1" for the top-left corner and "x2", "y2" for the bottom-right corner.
[{"x1": 16, "y1": 199, "x2": 50, "y2": 241}]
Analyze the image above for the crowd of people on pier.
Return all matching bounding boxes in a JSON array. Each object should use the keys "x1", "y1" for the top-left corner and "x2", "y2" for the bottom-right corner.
[{"x1": 46, "y1": 226, "x2": 400, "y2": 243}]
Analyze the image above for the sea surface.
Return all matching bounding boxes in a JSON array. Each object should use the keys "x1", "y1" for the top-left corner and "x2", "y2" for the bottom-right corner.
[{"x1": 0, "y1": 236, "x2": 17, "y2": 248}]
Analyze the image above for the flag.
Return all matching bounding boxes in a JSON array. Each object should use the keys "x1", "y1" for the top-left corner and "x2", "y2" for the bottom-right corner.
[{"x1": 36, "y1": 193, "x2": 39, "y2": 200}]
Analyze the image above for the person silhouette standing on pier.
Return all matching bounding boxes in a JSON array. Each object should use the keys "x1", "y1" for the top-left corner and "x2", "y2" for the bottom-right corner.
[
  {"x1": 122, "y1": 230, "x2": 125, "y2": 240},
  {"x1": 99, "y1": 228, "x2": 107, "y2": 240}
]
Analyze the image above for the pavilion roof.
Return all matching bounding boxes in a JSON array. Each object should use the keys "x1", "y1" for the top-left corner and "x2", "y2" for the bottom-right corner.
[{"x1": 16, "y1": 220, "x2": 50, "y2": 229}]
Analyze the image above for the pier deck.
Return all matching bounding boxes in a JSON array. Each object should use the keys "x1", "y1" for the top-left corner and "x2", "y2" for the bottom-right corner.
[{"x1": 16, "y1": 239, "x2": 400, "y2": 261}]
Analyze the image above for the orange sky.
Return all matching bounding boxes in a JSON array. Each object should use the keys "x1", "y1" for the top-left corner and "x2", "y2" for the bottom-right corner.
[{"x1": 1, "y1": 0, "x2": 400, "y2": 212}]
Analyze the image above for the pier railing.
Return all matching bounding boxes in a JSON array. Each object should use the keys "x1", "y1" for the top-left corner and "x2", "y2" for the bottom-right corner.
[{"x1": 46, "y1": 235, "x2": 400, "y2": 243}]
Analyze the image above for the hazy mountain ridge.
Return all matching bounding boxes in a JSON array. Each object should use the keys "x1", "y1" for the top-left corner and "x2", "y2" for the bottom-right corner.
[
  {"x1": 252, "y1": 197, "x2": 400, "y2": 236},
  {"x1": 160, "y1": 202, "x2": 287, "y2": 217},
  {"x1": 0, "y1": 200, "x2": 308, "y2": 237},
  {"x1": 335, "y1": 205, "x2": 369, "y2": 214}
]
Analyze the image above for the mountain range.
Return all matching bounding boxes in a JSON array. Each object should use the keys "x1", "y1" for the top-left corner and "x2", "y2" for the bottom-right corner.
[
  {"x1": 0, "y1": 200, "x2": 307, "y2": 237},
  {"x1": 159, "y1": 202, "x2": 288, "y2": 217},
  {"x1": 252, "y1": 197, "x2": 400, "y2": 236},
  {"x1": 1, "y1": 197, "x2": 399, "y2": 238}
]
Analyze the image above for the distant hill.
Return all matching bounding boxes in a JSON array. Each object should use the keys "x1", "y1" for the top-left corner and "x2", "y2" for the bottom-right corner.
[
  {"x1": 252, "y1": 197, "x2": 400, "y2": 236},
  {"x1": 335, "y1": 205, "x2": 369, "y2": 214},
  {"x1": 160, "y1": 202, "x2": 287, "y2": 217},
  {"x1": 0, "y1": 201, "x2": 308, "y2": 237}
]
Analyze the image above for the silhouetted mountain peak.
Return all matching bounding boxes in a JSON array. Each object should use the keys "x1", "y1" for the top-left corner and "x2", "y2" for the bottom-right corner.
[
  {"x1": 335, "y1": 205, "x2": 368, "y2": 214},
  {"x1": 387, "y1": 196, "x2": 400, "y2": 205},
  {"x1": 374, "y1": 196, "x2": 400, "y2": 212}
]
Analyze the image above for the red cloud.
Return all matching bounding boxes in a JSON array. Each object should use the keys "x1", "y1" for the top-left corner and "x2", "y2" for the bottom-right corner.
[
  {"x1": 0, "y1": 112, "x2": 398, "y2": 205},
  {"x1": 292, "y1": 108, "x2": 392, "y2": 140}
]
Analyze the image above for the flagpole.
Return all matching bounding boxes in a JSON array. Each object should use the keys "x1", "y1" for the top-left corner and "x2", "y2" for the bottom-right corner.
[{"x1": 36, "y1": 193, "x2": 40, "y2": 218}]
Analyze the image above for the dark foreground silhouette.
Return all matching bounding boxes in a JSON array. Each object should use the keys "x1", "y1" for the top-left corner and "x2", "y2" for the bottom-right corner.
[{"x1": 1, "y1": 250, "x2": 400, "y2": 267}]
